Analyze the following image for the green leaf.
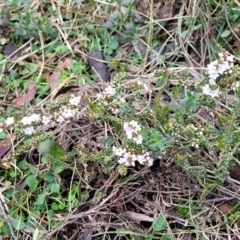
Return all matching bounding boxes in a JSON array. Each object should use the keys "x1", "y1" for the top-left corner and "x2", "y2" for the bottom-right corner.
[
  {"x1": 53, "y1": 164, "x2": 65, "y2": 173},
  {"x1": 72, "y1": 198, "x2": 79, "y2": 207},
  {"x1": 43, "y1": 172, "x2": 55, "y2": 182},
  {"x1": 177, "y1": 206, "x2": 189, "y2": 216},
  {"x1": 26, "y1": 175, "x2": 38, "y2": 190},
  {"x1": 35, "y1": 196, "x2": 45, "y2": 206},
  {"x1": 38, "y1": 139, "x2": 65, "y2": 159},
  {"x1": 221, "y1": 30, "x2": 231, "y2": 38},
  {"x1": 108, "y1": 36, "x2": 119, "y2": 50},
  {"x1": 11, "y1": 218, "x2": 26, "y2": 230},
  {"x1": 41, "y1": 156, "x2": 49, "y2": 163},
  {"x1": 51, "y1": 202, "x2": 58, "y2": 211},
  {"x1": 50, "y1": 183, "x2": 60, "y2": 193},
  {"x1": 121, "y1": 0, "x2": 132, "y2": 6},
  {"x1": 0, "y1": 133, "x2": 7, "y2": 139},
  {"x1": 153, "y1": 216, "x2": 167, "y2": 232},
  {"x1": 58, "y1": 201, "x2": 65, "y2": 210},
  {"x1": 33, "y1": 228, "x2": 39, "y2": 240}
]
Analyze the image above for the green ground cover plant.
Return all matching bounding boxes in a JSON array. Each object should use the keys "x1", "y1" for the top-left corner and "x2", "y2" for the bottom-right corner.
[{"x1": 0, "y1": 0, "x2": 240, "y2": 239}]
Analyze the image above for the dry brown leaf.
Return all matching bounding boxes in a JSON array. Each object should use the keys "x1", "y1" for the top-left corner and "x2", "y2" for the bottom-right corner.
[
  {"x1": 0, "y1": 135, "x2": 15, "y2": 158},
  {"x1": 61, "y1": 57, "x2": 73, "y2": 68},
  {"x1": 13, "y1": 82, "x2": 36, "y2": 107},
  {"x1": 48, "y1": 58, "x2": 73, "y2": 94},
  {"x1": 218, "y1": 203, "x2": 233, "y2": 214},
  {"x1": 4, "y1": 41, "x2": 20, "y2": 59},
  {"x1": 49, "y1": 70, "x2": 61, "y2": 93},
  {"x1": 42, "y1": 69, "x2": 51, "y2": 80}
]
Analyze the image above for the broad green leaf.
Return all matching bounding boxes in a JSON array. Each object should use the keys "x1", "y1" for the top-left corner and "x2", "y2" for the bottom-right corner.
[
  {"x1": 11, "y1": 218, "x2": 26, "y2": 230},
  {"x1": 53, "y1": 164, "x2": 65, "y2": 173},
  {"x1": 35, "y1": 196, "x2": 45, "y2": 206},
  {"x1": 153, "y1": 216, "x2": 167, "y2": 232},
  {"x1": 43, "y1": 172, "x2": 55, "y2": 182},
  {"x1": 58, "y1": 201, "x2": 65, "y2": 210},
  {"x1": 50, "y1": 183, "x2": 60, "y2": 193},
  {"x1": 51, "y1": 202, "x2": 58, "y2": 211},
  {"x1": 108, "y1": 36, "x2": 119, "y2": 50},
  {"x1": 26, "y1": 175, "x2": 38, "y2": 190},
  {"x1": 221, "y1": 30, "x2": 231, "y2": 38},
  {"x1": 38, "y1": 139, "x2": 65, "y2": 159}
]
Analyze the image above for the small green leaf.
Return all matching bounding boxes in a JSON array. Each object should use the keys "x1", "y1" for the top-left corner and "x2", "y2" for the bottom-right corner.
[
  {"x1": 11, "y1": 218, "x2": 26, "y2": 230},
  {"x1": 72, "y1": 198, "x2": 79, "y2": 207},
  {"x1": 0, "y1": 133, "x2": 7, "y2": 139},
  {"x1": 121, "y1": 0, "x2": 132, "y2": 6},
  {"x1": 58, "y1": 201, "x2": 65, "y2": 210},
  {"x1": 51, "y1": 202, "x2": 58, "y2": 211},
  {"x1": 153, "y1": 216, "x2": 167, "y2": 232},
  {"x1": 38, "y1": 139, "x2": 65, "y2": 159},
  {"x1": 53, "y1": 164, "x2": 65, "y2": 173},
  {"x1": 41, "y1": 156, "x2": 49, "y2": 163},
  {"x1": 50, "y1": 183, "x2": 60, "y2": 193},
  {"x1": 221, "y1": 30, "x2": 231, "y2": 38},
  {"x1": 35, "y1": 196, "x2": 45, "y2": 206},
  {"x1": 108, "y1": 36, "x2": 119, "y2": 50},
  {"x1": 26, "y1": 175, "x2": 38, "y2": 190},
  {"x1": 43, "y1": 172, "x2": 55, "y2": 182},
  {"x1": 177, "y1": 206, "x2": 189, "y2": 216}
]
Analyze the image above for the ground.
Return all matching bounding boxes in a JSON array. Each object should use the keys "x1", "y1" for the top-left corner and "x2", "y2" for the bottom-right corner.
[{"x1": 0, "y1": 0, "x2": 240, "y2": 239}]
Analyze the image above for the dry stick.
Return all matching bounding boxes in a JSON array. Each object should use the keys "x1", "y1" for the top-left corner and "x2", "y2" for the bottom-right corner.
[
  {"x1": 46, "y1": 188, "x2": 119, "y2": 237},
  {"x1": 0, "y1": 197, "x2": 17, "y2": 240}
]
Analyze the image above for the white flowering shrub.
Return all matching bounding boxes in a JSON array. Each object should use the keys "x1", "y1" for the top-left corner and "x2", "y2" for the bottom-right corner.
[
  {"x1": 0, "y1": 50, "x2": 239, "y2": 176},
  {"x1": 202, "y1": 51, "x2": 236, "y2": 98}
]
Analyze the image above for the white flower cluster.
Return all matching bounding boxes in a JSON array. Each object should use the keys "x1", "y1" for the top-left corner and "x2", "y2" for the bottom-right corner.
[
  {"x1": 123, "y1": 120, "x2": 143, "y2": 144},
  {"x1": 0, "y1": 94, "x2": 81, "y2": 136},
  {"x1": 137, "y1": 80, "x2": 152, "y2": 93},
  {"x1": 112, "y1": 120, "x2": 153, "y2": 167},
  {"x1": 202, "y1": 51, "x2": 234, "y2": 98},
  {"x1": 97, "y1": 85, "x2": 116, "y2": 99},
  {"x1": 207, "y1": 52, "x2": 234, "y2": 84},
  {"x1": 96, "y1": 85, "x2": 126, "y2": 115},
  {"x1": 113, "y1": 147, "x2": 153, "y2": 167}
]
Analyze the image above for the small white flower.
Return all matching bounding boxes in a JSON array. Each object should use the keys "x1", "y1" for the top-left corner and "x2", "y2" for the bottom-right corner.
[
  {"x1": 143, "y1": 83, "x2": 152, "y2": 93},
  {"x1": 112, "y1": 146, "x2": 126, "y2": 156},
  {"x1": 5, "y1": 117, "x2": 14, "y2": 126},
  {"x1": 56, "y1": 115, "x2": 65, "y2": 123},
  {"x1": 22, "y1": 126, "x2": 35, "y2": 135},
  {"x1": 118, "y1": 152, "x2": 137, "y2": 166},
  {"x1": 136, "y1": 152, "x2": 153, "y2": 166},
  {"x1": 133, "y1": 135, "x2": 143, "y2": 145},
  {"x1": 124, "y1": 121, "x2": 141, "y2": 133},
  {"x1": 0, "y1": 128, "x2": 3, "y2": 133},
  {"x1": 96, "y1": 93, "x2": 103, "y2": 99},
  {"x1": 104, "y1": 86, "x2": 116, "y2": 96},
  {"x1": 202, "y1": 84, "x2": 220, "y2": 98},
  {"x1": 42, "y1": 116, "x2": 52, "y2": 125},
  {"x1": 226, "y1": 54, "x2": 234, "y2": 62},
  {"x1": 29, "y1": 114, "x2": 41, "y2": 123},
  {"x1": 218, "y1": 53, "x2": 224, "y2": 58},
  {"x1": 120, "y1": 98, "x2": 126, "y2": 103},
  {"x1": 110, "y1": 107, "x2": 120, "y2": 115},
  {"x1": 61, "y1": 107, "x2": 76, "y2": 118},
  {"x1": 118, "y1": 157, "x2": 132, "y2": 166},
  {"x1": 209, "y1": 77, "x2": 217, "y2": 85},
  {"x1": 69, "y1": 94, "x2": 81, "y2": 106},
  {"x1": 21, "y1": 116, "x2": 32, "y2": 125}
]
